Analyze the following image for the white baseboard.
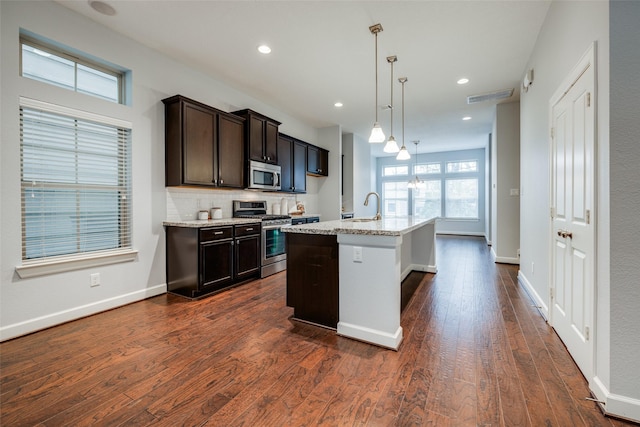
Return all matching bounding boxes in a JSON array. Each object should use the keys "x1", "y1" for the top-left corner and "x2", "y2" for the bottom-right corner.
[
  {"x1": 517, "y1": 271, "x2": 549, "y2": 320},
  {"x1": 436, "y1": 231, "x2": 486, "y2": 237},
  {"x1": 0, "y1": 284, "x2": 167, "y2": 342},
  {"x1": 591, "y1": 376, "x2": 640, "y2": 423},
  {"x1": 495, "y1": 256, "x2": 520, "y2": 264},
  {"x1": 401, "y1": 264, "x2": 437, "y2": 281}
]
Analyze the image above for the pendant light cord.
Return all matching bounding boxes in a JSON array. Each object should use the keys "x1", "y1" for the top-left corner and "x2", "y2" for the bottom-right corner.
[{"x1": 374, "y1": 32, "x2": 379, "y2": 123}]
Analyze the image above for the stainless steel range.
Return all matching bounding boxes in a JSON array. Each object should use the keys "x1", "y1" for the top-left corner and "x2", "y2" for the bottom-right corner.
[{"x1": 233, "y1": 200, "x2": 291, "y2": 278}]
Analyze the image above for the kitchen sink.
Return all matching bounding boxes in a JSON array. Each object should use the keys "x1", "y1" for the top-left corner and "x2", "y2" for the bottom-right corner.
[{"x1": 347, "y1": 217, "x2": 379, "y2": 222}]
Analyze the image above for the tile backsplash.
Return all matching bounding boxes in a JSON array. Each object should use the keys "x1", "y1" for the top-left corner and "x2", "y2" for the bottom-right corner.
[{"x1": 166, "y1": 187, "x2": 310, "y2": 220}]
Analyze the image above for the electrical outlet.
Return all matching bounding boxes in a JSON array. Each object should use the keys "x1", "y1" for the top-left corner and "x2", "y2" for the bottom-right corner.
[
  {"x1": 353, "y1": 246, "x2": 363, "y2": 263},
  {"x1": 90, "y1": 273, "x2": 101, "y2": 287}
]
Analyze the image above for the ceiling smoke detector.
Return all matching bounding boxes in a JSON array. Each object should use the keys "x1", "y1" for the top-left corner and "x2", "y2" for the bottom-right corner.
[{"x1": 467, "y1": 88, "x2": 514, "y2": 104}]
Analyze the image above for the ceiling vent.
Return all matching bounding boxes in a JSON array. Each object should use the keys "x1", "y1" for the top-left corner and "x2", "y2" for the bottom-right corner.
[{"x1": 467, "y1": 88, "x2": 514, "y2": 104}]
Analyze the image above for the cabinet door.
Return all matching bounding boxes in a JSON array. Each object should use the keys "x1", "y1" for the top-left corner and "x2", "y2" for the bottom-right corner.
[
  {"x1": 265, "y1": 121, "x2": 279, "y2": 164},
  {"x1": 184, "y1": 104, "x2": 215, "y2": 185},
  {"x1": 286, "y1": 234, "x2": 338, "y2": 328},
  {"x1": 277, "y1": 135, "x2": 293, "y2": 192},
  {"x1": 307, "y1": 145, "x2": 328, "y2": 176},
  {"x1": 292, "y1": 140, "x2": 307, "y2": 193},
  {"x1": 235, "y1": 235, "x2": 260, "y2": 279},
  {"x1": 248, "y1": 116, "x2": 265, "y2": 162},
  {"x1": 218, "y1": 114, "x2": 245, "y2": 188},
  {"x1": 201, "y1": 239, "x2": 234, "y2": 290}
]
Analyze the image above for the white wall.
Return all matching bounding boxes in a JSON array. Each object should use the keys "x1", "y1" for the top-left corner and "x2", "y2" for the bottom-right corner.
[
  {"x1": 0, "y1": 0, "x2": 317, "y2": 340},
  {"x1": 520, "y1": 0, "x2": 640, "y2": 420},
  {"x1": 609, "y1": 0, "x2": 640, "y2": 411},
  {"x1": 491, "y1": 102, "x2": 520, "y2": 264},
  {"x1": 352, "y1": 133, "x2": 375, "y2": 218},
  {"x1": 315, "y1": 126, "x2": 342, "y2": 221}
]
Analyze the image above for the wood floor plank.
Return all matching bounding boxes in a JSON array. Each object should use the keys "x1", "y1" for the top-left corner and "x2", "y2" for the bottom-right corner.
[{"x1": 1, "y1": 236, "x2": 636, "y2": 426}]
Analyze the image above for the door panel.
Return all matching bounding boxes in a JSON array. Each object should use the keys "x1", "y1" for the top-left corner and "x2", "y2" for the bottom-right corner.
[{"x1": 550, "y1": 47, "x2": 595, "y2": 379}]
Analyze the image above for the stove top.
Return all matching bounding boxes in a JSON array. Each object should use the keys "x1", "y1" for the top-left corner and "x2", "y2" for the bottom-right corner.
[
  {"x1": 236, "y1": 214, "x2": 291, "y2": 221},
  {"x1": 232, "y1": 200, "x2": 291, "y2": 225}
]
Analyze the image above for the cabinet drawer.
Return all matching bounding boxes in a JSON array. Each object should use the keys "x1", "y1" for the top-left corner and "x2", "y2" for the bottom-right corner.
[
  {"x1": 200, "y1": 226, "x2": 233, "y2": 242},
  {"x1": 235, "y1": 224, "x2": 261, "y2": 237}
]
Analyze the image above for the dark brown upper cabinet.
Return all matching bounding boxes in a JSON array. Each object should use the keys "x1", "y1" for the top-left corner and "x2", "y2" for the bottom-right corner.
[
  {"x1": 163, "y1": 95, "x2": 245, "y2": 188},
  {"x1": 277, "y1": 134, "x2": 307, "y2": 193},
  {"x1": 232, "y1": 109, "x2": 281, "y2": 165},
  {"x1": 307, "y1": 144, "x2": 329, "y2": 176}
]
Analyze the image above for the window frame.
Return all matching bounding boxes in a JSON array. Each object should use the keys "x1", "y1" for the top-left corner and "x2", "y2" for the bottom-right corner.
[
  {"x1": 15, "y1": 97, "x2": 136, "y2": 279},
  {"x1": 20, "y1": 35, "x2": 125, "y2": 104}
]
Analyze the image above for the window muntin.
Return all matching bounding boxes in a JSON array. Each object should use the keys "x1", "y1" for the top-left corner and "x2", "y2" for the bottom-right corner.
[
  {"x1": 20, "y1": 102, "x2": 132, "y2": 261},
  {"x1": 445, "y1": 178, "x2": 478, "y2": 218},
  {"x1": 446, "y1": 160, "x2": 478, "y2": 173},
  {"x1": 21, "y1": 38, "x2": 123, "y2": 104}
]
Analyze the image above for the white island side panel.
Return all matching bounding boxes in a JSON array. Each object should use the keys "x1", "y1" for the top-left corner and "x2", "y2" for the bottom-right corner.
[{"x1": 337, "y1": 234, "x2": 403, "y2": 350}]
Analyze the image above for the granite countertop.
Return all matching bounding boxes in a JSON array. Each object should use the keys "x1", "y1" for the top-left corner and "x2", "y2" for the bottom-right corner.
[
  {"x1": 163, "y1": 218, "x2": 262, "y2": 228},
  {"x1": 282, "y1": 216, "x2": 437, "y2": 237}
]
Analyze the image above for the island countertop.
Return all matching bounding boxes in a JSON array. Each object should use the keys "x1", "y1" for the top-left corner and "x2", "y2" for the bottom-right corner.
[{"x1": 282, "y1": 216, "x2": 437, "y2": 237}]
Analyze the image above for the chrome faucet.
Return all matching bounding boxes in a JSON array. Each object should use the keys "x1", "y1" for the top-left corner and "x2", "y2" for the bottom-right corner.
[{"x1": 364, "y1": 192, "x2": 382, "y2": 220}]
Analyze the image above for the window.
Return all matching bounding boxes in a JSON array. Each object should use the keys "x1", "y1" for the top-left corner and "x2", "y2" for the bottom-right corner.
[
  {"x1": 21, "y1": 36, "x2": 124, "y2": 104},
  {"x1": 383, "y1": 165, "x2": 408, "y2": 176},
  {"x1": 378, "y1": 152, "x2": 483, "y2": 221},
  {"x1": 383, "y1": 181, "x2": 408, "y2": 217},
  {"x1": 445, "y1": 179, "x2": 478, "y2": 218},
  {"x1": 414, "y1": 163, "x2": 441, "y2": 174},
  {"x1": 413, "y1": 180, "x2": 442, "y2": 219},
  {"x1": 446, "y1": 160, "x2": 478, "y2": 173},
  {"x1": 20, "y1": 99, "x2": 132, "y2": 262}
]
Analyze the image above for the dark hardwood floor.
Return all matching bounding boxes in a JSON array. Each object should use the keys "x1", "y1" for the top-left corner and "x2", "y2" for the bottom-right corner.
[{"x1": 1, "y1": 236, "x2": 635, "y2": 426}]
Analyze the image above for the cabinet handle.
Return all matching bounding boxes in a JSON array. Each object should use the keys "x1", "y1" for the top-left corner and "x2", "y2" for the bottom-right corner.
[
  {"x1": 213, "y1": 179, "x2": 217, "y2": 184},
  {"x1": 267, "y1": 156, "x2": 271, "y2": 161},
  {"x1": 317, "y1": 169, "x2": 322, "y2": 173},
  {"x1": 214, "y1": 231, "x2": 224, "y2": 235},
  {"x1": 246, "y1": 228, "x2": 253, "y2": 231},
  {"x1": 220, "y1": 179, "x2": 224, "y2": 184}
]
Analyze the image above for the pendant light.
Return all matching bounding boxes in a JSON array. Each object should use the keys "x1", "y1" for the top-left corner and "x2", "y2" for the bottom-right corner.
[
  {"x1": 407, "y1": 141, "x2": 424, "y2": 189},
  {"x1": 368, "y1": 24, "x2": 385, "y2": 143},
  {"x1": 396, "y1": 77, "x2": 410, "y2": 160},
  {"x1": 384, "y1": 55, "x2": 400, "y2": 153}
]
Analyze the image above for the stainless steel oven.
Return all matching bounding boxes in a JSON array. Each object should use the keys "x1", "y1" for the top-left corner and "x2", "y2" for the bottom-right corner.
[{"x1": 233, "y1": 200, "x2": 291, "y2": 277}]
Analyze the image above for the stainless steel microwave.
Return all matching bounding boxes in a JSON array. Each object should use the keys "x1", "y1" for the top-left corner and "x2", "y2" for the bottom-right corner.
[{"x1": 247, "y1": 160, "x2": 281, "y2": 191}]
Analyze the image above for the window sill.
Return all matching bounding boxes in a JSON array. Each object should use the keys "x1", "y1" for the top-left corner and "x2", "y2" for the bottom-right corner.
[{"x1": 15, "y1": 249, "x2": 138, "y2": 279}]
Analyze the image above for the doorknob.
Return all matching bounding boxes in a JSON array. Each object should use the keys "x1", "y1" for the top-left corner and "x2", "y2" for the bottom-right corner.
[{"x1": 557, "y1": 230, "x2": 573, "y2": 238}]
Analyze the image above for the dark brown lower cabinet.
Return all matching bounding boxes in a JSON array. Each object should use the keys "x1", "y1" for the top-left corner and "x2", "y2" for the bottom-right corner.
[
  {"x1": 166, "y1": 224, "x2": 260, "y2": 299},
  {"x1": 286, "y1": 233, "x2": 339, "y2": 328}
]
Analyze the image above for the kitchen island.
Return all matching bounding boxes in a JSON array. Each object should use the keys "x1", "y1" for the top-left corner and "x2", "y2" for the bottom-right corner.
[{"x1": 283, "y1": 216, "x2": 437, "y2": 350}]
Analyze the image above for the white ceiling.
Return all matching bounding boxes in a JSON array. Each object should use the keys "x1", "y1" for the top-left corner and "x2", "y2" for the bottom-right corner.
[{"x1": 56, "y1": 0, "x2": 551, "y2": 157}]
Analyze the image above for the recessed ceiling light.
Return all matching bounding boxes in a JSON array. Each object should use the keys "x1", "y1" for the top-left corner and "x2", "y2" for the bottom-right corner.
[
  {"x1": 258, "y1": 45, "x2": 271, "y2": 54},
  {"x1": 457, "y1": 78, "x2": 470, "y2": 85},
  {"x1": 462, "y1": 116, "x2": 472, "y2": 121},
  {"x1": 89, "y1": 0, "x2": 116, "y2": 16},
  {"x1": 334, "y1": 102, "x2": 343, "y2": 108}
]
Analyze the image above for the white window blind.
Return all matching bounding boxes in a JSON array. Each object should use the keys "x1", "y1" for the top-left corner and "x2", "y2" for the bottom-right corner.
[{"x1": 20, "y1": 99, "x2": 132, "y2": 261}]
